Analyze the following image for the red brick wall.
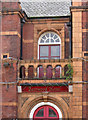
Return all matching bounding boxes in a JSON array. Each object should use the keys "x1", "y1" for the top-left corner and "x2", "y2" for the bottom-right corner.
[
  {"x1": 2, "y1": 35, "x2": 20, "y2": 58},
  {"x1": 2, "y1": 2, "x2": 20, "y2": 11},
  {"x1": 23, "y1": 23, "x2": 34, "y2": 60},
  {"x1": 2, "y1": 14, "x2": 20, "y2": 33},
  {"x1": 82, "y1": 12, "x2": 88, "y2": 29},
  {"x1": 1, "y1": 1, "x2": 20, "y2": 118},
  {"x1": 2, "y1": 14, "x2": 21, "y2": 58},
  {"x1": 82, "y1": 1, "x2": 88, "y2": 6},
  {"x1": 82, "y1": 61, "x2": 88, "y2": 118},
  {"x1": 82, "y1": 32, "x2": 88, "y2": 51},
  {"x1": 2, "y1": 62, "x2": 18, "y2": 118},
  {"x1": 64, "y1": 24, "x2": 70, "y2": 58},
  {"x1": 82, "y1": 11, "x2": 88, "y2": 118},
  {"x1": 2, "y1": 106, "x2": 17, "y2": 118}
]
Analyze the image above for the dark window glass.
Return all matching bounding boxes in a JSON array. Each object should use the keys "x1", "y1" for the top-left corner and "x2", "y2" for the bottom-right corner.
[
  {"x1": 54, "y1": 35, "x2": 58, "y2": 39},
  {"x1": 36, "y1": 108, "x2": 44, "y2": 117},
  {"x1": 3, "y1": 55, "x2": 7, "y2": 58},
  {"x1": 49, "y1": 108, "x2": 57, "y2": 117},
  {"x1": 41, "y1": 39, "x2": 44, "y2": 43},
  {"x1": 46, "y1": 39, "x2": 49, "y2": 43},
  {"x1": 42, "y1": 36, "x2": 46, "y2": 39},
  {"x1": 46, "y1": 33, "x2": 49, "y2": 37},
  {"x1": 51, "y1": 39, "x2": 54, "y2": 42}
]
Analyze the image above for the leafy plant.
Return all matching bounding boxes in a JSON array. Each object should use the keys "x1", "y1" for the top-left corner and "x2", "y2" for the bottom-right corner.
[{"x1": 65, "y1": 64, "x2": 73, "y2": 81}]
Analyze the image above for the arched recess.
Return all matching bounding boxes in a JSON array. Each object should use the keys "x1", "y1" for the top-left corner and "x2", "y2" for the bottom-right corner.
[
  {"x1": 37, "y1": 65, "x2": 44, "y2": 78},
  {"x1": 20, "y1": 96, "x2": 69, "y2": 119},
  {"x1": 55, "y1": 65, "x2": 61, "y2": 78},
  {"x1": 28, "y1": 65, "x2": 34, "y2": 79},
  {"x1": 46, "y1": 65, "x2": 53, "y2": 79},
  {"x1": 38, "y1": 31, "x2": 61, "y2": 59},
  {"x1": 20, "y1": 66, "x2": 25, "y2": 79}
]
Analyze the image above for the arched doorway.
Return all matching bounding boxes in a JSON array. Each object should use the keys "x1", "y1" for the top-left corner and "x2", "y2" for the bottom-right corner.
[
  {"x1": 33, "y1": 105, "x2": 59, "y2": 119},
  {"x1": 29, "y1": 102, "x2": 62, "y2": 119}
]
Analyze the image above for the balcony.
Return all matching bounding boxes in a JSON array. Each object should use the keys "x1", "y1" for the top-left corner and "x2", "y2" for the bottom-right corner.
[{"x1": 18, "y1": 59, "x2": 73, "y2": 84}]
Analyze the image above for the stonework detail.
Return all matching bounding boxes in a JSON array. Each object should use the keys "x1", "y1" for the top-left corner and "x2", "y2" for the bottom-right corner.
[{"x1": 1, "y1": 0, "x2": 88, "y2": 119}]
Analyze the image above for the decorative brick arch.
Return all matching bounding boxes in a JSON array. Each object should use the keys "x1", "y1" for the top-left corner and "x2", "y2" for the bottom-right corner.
[
  {"x1": 19, "y1": 95, "x2": 69, "y2": 118},
  {"x1": 37, "y1": 28, "x2": 62, "y2": 41}
]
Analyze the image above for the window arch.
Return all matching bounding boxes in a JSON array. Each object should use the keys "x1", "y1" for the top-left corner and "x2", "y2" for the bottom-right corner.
[{"x1": 38, "y1": 32, "x2": 61, "y2": 59}]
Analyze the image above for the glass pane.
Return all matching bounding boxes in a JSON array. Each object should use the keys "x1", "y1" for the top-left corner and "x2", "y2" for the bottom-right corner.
[
  {"x1": 42, "y1": 35, "x2": 46, "y2": 39},
  {"x1": 40, "y1": 57, "x2": 48, "y2": 59},
  {"x1": 51, "y1": 33, "x2": 54, "y2": 37},
  {"x1": 51, "y1": 46, "x2": 60, "y2": 56},
  {"x1": 54, "y1": 35, "x2": 58, "y2": 39},
  {"x1": 40, "y1": 39, "x2": 44, "y2": 43},
  {"x1": 46, "y1": 39, "x2": 49, "y2": 43},
  {"x1": 51, "y1": 57, "x2": 60, "y2": 59},
  {"x1": 56, "y1": 39, "x2": 59, "y2": 42},
  {"x1": 51, "y1": 39, "x2": 54, "y2": 42},
  {"x1": 40, "y1": 46, "x2": 48, "y2": 57},
  {"x1": 49, "y1": 108, "x2": 57, "y2": 117},
  {"x1": 46, "y1": 33, "x2": 49, "y2": 37},
  {"x1": 36, "y1": 108, "x2": 44, "y2": 117}
]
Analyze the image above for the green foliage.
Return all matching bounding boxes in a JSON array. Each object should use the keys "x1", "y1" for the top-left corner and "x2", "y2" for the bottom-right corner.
[{"x1": 65, "y1": 64, "x2": 73, "y2": 81}]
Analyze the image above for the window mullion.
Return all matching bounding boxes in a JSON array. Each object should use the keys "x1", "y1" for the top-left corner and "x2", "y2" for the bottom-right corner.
[
  {"x1": 49, "y1": 33, "x2": 50, "y2": 43},
  {"x1": 49, "y1": 46, "x2": 51, "y2": 59}
]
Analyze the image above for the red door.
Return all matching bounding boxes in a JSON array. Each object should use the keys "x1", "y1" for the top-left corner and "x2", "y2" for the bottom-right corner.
[{"x1": 33, "y1": 105, "x2": 59, "y2": 120}]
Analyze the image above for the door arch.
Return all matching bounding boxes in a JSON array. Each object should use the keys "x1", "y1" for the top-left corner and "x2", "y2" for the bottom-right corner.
[{"x1": 29, "y1": 102, "x2": 62, "y2": 119}]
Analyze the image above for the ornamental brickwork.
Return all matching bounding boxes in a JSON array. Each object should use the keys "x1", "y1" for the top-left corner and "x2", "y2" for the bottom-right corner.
[{"x1": 1, "y1": 0, "x2": 88, "y2": 119}]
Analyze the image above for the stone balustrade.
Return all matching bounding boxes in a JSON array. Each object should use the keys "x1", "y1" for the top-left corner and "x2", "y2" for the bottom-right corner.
[{"x1": 18, "y1": 59, "x2": 72, "y2": 80}]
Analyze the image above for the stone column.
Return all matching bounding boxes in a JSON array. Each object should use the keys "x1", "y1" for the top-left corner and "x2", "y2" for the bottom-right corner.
[{"x1": 71, "y1": 1, "x2": 83, "y2": 118}]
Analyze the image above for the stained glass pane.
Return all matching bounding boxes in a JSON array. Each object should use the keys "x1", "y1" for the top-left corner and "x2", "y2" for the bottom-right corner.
[
  {"x1": 49, "y1": 108, "x2": 57, "y2": 117},
  {"x1": 51, "y1": 46, "x2": 60, "y2": 56},
  {"x1": 36, "y1": 108, "x2": 44, "y2": 117},
  {"x1": 40, "y1": 46, "x2": 48, "y2": 56}
]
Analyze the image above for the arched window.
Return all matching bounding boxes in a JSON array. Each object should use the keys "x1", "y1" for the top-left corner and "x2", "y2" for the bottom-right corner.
[{"x1": 38, "y1": 32, "x2": 61, "y2": 59}]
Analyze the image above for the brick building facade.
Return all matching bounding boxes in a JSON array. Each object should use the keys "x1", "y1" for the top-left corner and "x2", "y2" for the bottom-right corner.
[{"x1": 0, "y1": 0, "x2": 88, "y2": 119}]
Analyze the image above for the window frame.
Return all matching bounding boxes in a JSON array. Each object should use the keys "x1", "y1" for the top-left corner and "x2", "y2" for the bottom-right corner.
[{"x1": 38, "y1": 32, "x2": 61, "y2": 59}]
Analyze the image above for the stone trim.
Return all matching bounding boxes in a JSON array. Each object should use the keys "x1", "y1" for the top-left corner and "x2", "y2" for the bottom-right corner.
[
  {"x1": 0, "y1": 102, "x2": 17, "y2": 106},
  {"x1": 0, "y1": 31, "x2": 21, "y2": 38}
]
